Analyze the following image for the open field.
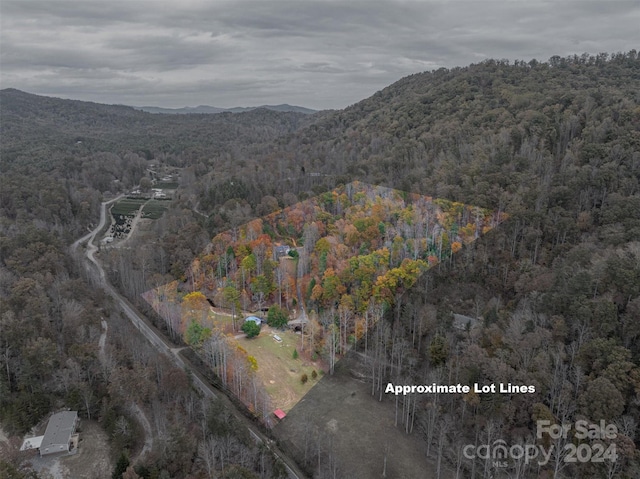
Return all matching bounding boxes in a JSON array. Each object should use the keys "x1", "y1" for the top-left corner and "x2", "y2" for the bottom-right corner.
[
  {"x1": 61, "y1": 420, "x2": 112, "y2": 479},
  {"x1": 155, "y1": 181, "x2": 179, "y2": 189},
  {"x1": 111, "y1": 197, "x2": 146, "y2": 216},
  {"x1": 206, "y1": 309, "x2": 236, "y2": 332},
  {"x1": 274, "y1": 353, "x2": 454, "y2": 479},
  {"x1": 237, "y1": 326, "x2": 322, "y2": 412},
  {"x1": 141, "y1": 199, "x2": 169, "y2": 219}
]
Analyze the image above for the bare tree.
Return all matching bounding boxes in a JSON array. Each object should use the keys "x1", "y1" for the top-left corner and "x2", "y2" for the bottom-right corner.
[
  {"x1": 198, "y1": 436, "x2": 219, "y2": 479},
  {"x1": 435, "y1": 415, "x2": 452, "y2": 479}
]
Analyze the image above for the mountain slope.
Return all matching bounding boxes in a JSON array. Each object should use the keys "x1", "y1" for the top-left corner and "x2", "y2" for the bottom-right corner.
[
  {"x1": 0, "y1": 88, "x2": 314, "y2": 167},
  {"x1": 242, "y1": 53, "x2": 640, "y2": 478},
  {"x1": 2, "y1": 52, "x2": 640, "y2": 479},
  {"x1": 243, "y1": 53, "x2": 638, "y2": 209},
  {"x1": 194, "y1": 52, "x2": 640, "y2": 476},
  {"x1": 137, "y1": 104, "x2": 317, "y2": 115}
]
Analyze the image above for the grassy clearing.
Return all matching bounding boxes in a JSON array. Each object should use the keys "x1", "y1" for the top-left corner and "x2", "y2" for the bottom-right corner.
[
  {"x1": 207, "y1": 310, "x2": 236, "y2": 330},
  {"x1": 237, "y1": 326, "x2": 321, "y2": 412},
  {"x1": 142, "y1": 200, "x2": 169, "y2": 219},
  {"x1": 274, "y1": 354, "x2": 447, "y2": 479},
  {"x1": 156, "y1": 181, "x2": 179, "y2": 189},
  {"x1": 112, "y1": 198, "x2": 146, "y2": 216}
]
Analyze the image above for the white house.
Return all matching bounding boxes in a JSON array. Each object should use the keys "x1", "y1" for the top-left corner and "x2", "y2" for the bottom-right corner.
[{"x1": 21, "y1": 411, "x2": 79, "y2": 457}]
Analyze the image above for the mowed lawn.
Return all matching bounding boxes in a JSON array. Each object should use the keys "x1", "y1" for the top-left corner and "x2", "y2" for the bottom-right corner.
[
  {"x1": 141, "y1": 200, "x2": 169, "y2": 219},
  {"x1": 237, "y1": 326, "x2": 322, "y2": 412},
  {"x1": 111, "y1": 198, "x2": 146, "y2": 215}
]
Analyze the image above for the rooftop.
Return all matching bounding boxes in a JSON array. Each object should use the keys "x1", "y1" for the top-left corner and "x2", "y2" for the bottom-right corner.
[
  {"x1": 40, "y1": 411, "x2": 78, "y2": 455},
  {"x1": 452, "y1": 313, "x2": 480, "y2": 331},
  {"x1": 20, "y1": 435, "x2": 44, "y2": 451},
  {"x1": 245, "y1": 316, "x2": 262, "y2": 324}
]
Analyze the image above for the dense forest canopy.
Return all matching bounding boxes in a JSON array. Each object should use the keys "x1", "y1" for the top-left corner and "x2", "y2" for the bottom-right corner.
[
  {"x1": 146, "y1": 182, "x2": 504, "y2": 419},
  {"x1": 1, "y1": 51, "x2": 639, "y2": 478}
]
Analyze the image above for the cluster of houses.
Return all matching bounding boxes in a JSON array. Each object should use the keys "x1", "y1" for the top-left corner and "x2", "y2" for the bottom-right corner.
[{"x1": 129, "y1": 188, "x2": 169, "y2": 199}]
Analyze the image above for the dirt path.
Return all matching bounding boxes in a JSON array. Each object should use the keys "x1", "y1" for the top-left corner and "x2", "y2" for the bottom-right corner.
[
  {"x1": 26, "y1": 453, "x2": 71, "y2": 479},
  {"x1": 98, "y1": 319, "x2": 107, "y2": 362},
  {"x1": 71, "y1": 194, "x2": 123, "y2": 252},
  {"x1": 71, "y1": 199, "x2": 306, "y2": 478},
  {"x1": 130, "y1": 403, "x2": 153, "y2": 461},
  {"x1": 98, "y1": 315, "x2": 153, "y2": 463},
  {"x1": 120, "y1": 199, "x2": 150, "y2": 245},
  {"x1": 192, "y1": 200, "x2": 209, "y2": 219}
]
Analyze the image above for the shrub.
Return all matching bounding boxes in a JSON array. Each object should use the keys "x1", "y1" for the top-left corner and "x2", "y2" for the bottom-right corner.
[
  {"x1": 241, "y1": 320, "x2": 260, "y2": 338},
  {"x1": 311, "y1": 370, "x2": 317, "y2": 379},
  {"x1": 267, "y1": 305, "x2": 288, "y2": 328},
  {"x1": 300, "y1": 373, "x2": 308, "y2": 384},
  {"x1": 292, "y1": 349, "x2": 299, "y2": 359}
]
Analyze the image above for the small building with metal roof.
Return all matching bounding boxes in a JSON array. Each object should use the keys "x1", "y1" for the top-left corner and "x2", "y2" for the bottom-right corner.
[
  {"x1": 38, "y1": 411, "x2": 78, "y2": 456},
  {"x1": 244, "y1": 316, "x2": 262, "y2": 325}
]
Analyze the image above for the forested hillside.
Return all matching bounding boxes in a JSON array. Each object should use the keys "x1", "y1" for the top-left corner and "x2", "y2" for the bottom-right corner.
[
  {"x1": 0, "y1": 93, "x2": 307, "y2": 478},
  {"x1": 1, "y1": 51, "x2": 639, "y2": 478},
  {"x1": 189, "y1": 51, "x2": 640, "y2": 478},
  {"x1": 1, "y1": 88, "x2": 313, "y2": 162}
]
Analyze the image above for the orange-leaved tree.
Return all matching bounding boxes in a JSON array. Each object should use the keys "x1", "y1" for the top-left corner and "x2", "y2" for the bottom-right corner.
[{"x1": 181, "y1": 291, "x2": 209, "y2": 334}]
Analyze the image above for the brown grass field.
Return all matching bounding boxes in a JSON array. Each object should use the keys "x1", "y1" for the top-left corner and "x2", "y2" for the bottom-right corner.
[
  {"x1": 274, "y1": 353, "x2": 454, "y2": 479},
  {"x1": 236, "y1": 325, "x2": 322, "y2": 412}
]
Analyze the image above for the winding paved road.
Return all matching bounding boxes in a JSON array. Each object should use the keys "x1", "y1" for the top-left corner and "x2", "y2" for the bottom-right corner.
[{"x1": 72, "y1": 196, "x2": 306, "y2": 479}]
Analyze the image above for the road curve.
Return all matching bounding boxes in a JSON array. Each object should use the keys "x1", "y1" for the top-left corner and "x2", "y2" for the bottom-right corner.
[
  {"x1": 71, "y1": 194, "x2": 122, "y2": 252},
  {"x1": 72, "y1": 197, "x2": 306, "y2": 479}
]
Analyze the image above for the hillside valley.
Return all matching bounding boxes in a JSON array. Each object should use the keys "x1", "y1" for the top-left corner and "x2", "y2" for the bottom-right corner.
[{"x1": 1, "y1": 51, "x2": 640, "y2": 479}]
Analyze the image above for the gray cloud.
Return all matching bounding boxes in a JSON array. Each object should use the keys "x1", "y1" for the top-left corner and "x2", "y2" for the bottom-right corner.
[{"x1": 1, "y1": 1, "x2": 638, "y2": 110}]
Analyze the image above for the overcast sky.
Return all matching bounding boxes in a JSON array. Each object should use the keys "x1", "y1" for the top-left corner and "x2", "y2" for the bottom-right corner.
[{"x1": 1, "y1": 1, "x2": 638, "y2": 110}]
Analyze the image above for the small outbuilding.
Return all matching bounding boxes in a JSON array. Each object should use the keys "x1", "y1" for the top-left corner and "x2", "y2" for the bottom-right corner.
[
  {"x1": 273, "y1": 409, "x2": 287, "y2": 420},
  {"x1": 452, "y1": 313, "x2": 480, "y2": 331},
  {"x1": 244, "y1": 316, "x2": 262, "y2": 325},
  {"x1": 274, "y1": 245, "x2": 291, "y2": 259}
]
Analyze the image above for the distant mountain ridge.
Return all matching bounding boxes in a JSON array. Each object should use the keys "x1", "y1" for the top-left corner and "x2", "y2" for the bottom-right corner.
[
  {"x1": 0, "y1": 88, "x2": 315, "y2": 162},
  {"x1": 136, "y1": 104, "x2": 317, "y2": 115}
]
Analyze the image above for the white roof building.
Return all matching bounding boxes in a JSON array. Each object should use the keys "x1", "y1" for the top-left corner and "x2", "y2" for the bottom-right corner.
[
  {"x1": 34, "y1": 411, "x2": 78, "y2": 456},
  {"x1": 244, "y1": 316, "x2": 262, "y2": 325}
]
